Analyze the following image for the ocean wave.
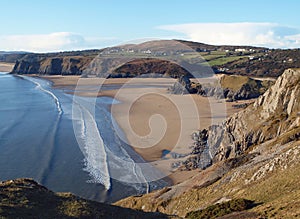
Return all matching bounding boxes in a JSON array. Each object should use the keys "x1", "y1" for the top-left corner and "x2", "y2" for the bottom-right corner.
[
  {"x1": 94, "y1": 104, "x2": 153, "y2": 192},
  {"x1": 73, "y1": 95, "x2": 166, "y2": 192},
  {"x1": 72, "y1": 96, "x2": 148, "y2": 192},
  {"x1": 18, "y1": 76, "x2": 63, "y2": 115},
  {"x1": 72, "y1": 97, "x2": 111, "y2": 190}
]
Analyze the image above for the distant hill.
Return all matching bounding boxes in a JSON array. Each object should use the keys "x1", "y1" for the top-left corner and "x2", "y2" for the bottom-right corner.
[
  {"x1": 175, "y1": 40, "x2": 300, "y2": 77},
  {"x1": 9, "y1": 40, "x2": 300, "y2": 77}
]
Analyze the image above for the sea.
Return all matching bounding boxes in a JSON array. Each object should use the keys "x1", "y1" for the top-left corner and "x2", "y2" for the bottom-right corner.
[{"x1": 0, "y1": 72, "x2": 168, "y2": 203}]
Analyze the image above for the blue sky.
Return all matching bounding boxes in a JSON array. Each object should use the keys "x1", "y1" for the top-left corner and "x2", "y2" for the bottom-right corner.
[{"x1": 1, "y1": 0, "x2": 300, "y2": 52}]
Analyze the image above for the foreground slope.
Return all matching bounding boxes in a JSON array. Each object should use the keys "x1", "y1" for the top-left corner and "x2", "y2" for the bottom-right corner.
[
  {"x1": 0, "y1": 178, "x2": 172, "y2": 219},
  {"x1": 116, "y1": 69, "x2": 300, "y2": 218}
]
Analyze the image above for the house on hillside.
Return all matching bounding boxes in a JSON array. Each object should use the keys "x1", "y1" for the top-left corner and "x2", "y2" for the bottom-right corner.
[{"x1": 235, "y1": 48, "x2": 247, "y2": 52}]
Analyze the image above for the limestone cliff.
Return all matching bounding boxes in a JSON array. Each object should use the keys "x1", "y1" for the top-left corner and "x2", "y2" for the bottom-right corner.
[
  {"x1": 181, "y1": 69, "x2": 299, "y2": 170},
  {"x1": 205, "y1": 68, "x2": 299, "y2": 163}
]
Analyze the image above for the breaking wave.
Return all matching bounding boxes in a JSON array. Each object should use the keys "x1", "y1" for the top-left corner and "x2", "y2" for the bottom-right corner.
[
  {"x1": 19, "y1": 76, "x2": 63, "y2": 115},
  {"x1": 72, "y1": 97, "x2": 111, "y2": 190}
]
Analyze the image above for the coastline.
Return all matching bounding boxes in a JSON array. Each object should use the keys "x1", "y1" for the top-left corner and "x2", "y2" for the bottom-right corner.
[{"x1": 38, "y1": 75, "x2": 252, "y2": 184}]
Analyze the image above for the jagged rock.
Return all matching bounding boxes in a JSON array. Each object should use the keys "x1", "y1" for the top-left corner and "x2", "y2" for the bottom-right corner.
[
  {"x1": 169, "y1": 75, "x2": 191, "y2": 94},
  {"x1": 187, "y1": 69, "x2": 300, "y2": 169}
]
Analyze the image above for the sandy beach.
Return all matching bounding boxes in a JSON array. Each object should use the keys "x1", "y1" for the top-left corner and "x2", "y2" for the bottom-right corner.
[
  {"x1": 0, "y1": 62, "x2": 14, "y2": 72},
  {"x1": 41, "y1": 75, "x2": 252, "y2": 184}
]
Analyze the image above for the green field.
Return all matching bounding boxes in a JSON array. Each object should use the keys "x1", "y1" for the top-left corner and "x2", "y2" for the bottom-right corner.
[
  {"x1": 98, "y1": 50, "x2": 251, "y2": 68},
  {"x1": 208, "y1": 56, "x2": 248, "y2": 66}
]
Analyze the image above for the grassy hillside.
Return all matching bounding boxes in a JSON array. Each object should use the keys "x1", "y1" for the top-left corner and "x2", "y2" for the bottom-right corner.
[
  {"x1": 116, "y1": 140, "x2": 300, "y2": 218},
  {"x1": 220, "y1": 74, "x2": 273, "y2": 93},
  {"x1": 0, "y1": 178, "x2": 172, "y2": 219}
]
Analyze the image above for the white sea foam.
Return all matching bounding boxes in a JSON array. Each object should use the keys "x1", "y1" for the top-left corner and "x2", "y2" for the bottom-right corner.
[
  {"x1": 34, "y1": 81, "x2": 63, "y2": 115},
  {"x1": 19, "y1": 76, "x2": 63, "y2": 115},
  {"x1": 95, "y1": 104, "x2": 153, "y2": 192},
  {"x1": 0, "y1": 75, "x2": 11, "y2": 78},
  {"x1": 73, "y1": 96, "x2": 147, "y2": 191},
  {"x1": 72, "y1": 97, "x2": 111, "y2": 190},
  {"x1": 20, "y1": 75, "x2": 111, "y2": 190},
  {"x1": 72, "y1": 96, "x2": 165, "y2": 192}
]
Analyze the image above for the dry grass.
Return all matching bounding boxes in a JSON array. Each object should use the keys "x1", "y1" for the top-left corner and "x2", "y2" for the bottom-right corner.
[
  {"x1": 116, "y1": 141, "x2": 300, "y2": 218},
  {"x1": 0, "y1": 178, "x2": 170, "y2": 219}
]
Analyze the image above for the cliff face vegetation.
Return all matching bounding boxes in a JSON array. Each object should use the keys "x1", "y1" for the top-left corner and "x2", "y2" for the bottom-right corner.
[{"x1": 115, "y1": 69, "x2": 300, "y2": 218}]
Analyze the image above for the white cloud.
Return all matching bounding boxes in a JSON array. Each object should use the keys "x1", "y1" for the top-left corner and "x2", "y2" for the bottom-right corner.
[
  {"x1": 158, "y1": 22, "x2": 300, "y2": 48},
  {"x1": 0, "y1": 32, "x2": 118, "y2": 52}
]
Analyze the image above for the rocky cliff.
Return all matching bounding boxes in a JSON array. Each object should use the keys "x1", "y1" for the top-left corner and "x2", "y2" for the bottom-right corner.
[
  {"x1": 212, "y1": 69, "x2": 299, "y2": 161},
  {"x1": 184, "y1": 68, "x2": 299, "y2": 169},
  {"x1": 12, "y1": 55, "x2": 95, "y2": 75},
  {"x1": 116, "y1": 69, "x2": 300, "y2": 218}
]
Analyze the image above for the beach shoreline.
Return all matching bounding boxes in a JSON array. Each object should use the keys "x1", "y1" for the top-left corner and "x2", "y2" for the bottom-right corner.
[
  {"x1": 0, "y1": 62, "x2": 14, "y2": 72},
  {"x1": 38, "y1": 75, "x2": 253, "y2": 184}
]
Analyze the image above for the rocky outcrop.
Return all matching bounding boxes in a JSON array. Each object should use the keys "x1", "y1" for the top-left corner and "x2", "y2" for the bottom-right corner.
[
  {"x1": 169, "y1": 74, "x2": 274, "y2": 101},
  {"x1": 186, "y1": 69, "x2": 300, "y2": 169},
  {"x1": 221, "y1": 75, "x2": 274, "y2": 101},
  {"x1": 168, "y1": 75, "x2": 195, "y2": 94}
]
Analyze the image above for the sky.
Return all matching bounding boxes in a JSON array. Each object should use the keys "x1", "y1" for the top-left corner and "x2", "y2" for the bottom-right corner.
[{"x1": 1, "y1": 0, "x2": 300, "y2": 52}]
